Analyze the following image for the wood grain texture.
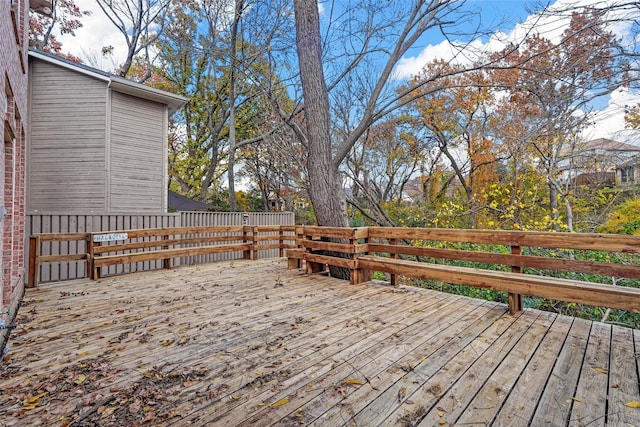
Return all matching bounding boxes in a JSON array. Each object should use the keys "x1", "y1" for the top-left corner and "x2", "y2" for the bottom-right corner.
[
  {"x1": 358, "y1": 255, "x2": 640, "y2": 312},
  {"x1": 2, "y1": 259, "x2": 638, "y2": 426}
]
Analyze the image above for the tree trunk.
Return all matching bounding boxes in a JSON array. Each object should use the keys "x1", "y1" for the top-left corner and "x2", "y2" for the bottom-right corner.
[
  {"x1": 293, "y1": 0, "x2": 348, "y2": 229},
  {"x1": 294, "y1": 0, "x2": 349, "y2": 280},
  {"x1": 227, "y1": 0, "x2": 243, "y2": 212},
  {"x1": 549, "y1": 181, "x2": 560, "y2": 231}
]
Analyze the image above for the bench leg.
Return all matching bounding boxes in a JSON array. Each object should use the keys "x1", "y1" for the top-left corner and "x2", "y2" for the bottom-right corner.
[
  {"x1": 288, "y1": 257, "x2": 302, "y2": 269},
  {"x1": 351, "y1": 268, "x2": 371, "y2": 285},
  {"x1": 306, "y1": 261, "x2": 325, "y2": 274},
  {"x1": 508, "y1": 293, "x2": 523, "y2": 314}
]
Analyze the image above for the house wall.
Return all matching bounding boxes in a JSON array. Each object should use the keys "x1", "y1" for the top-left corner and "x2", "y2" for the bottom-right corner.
[
  {"x1": 1, "y1": 0, "x2": 29, "y2": 349},
  {"x1": 108, "y1": 92, "x2": 166, "y2": 213},
  {"x1": 28, "y1": 59, "x2": 107, "y2": 213}
]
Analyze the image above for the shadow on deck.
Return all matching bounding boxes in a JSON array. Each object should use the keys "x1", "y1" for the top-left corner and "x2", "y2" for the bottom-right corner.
[{"x1": 1, "y1": 258, "x2": 639, "y2": 426}]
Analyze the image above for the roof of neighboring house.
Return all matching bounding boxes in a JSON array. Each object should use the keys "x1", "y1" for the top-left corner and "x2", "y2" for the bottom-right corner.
[
  {"x1": 28, "y1": 50, "x2": 187, "y2": 114},
  {"x1": 168, "y1": 191, "x2": 214, "y2": 211},
  {"x1": 579, "y1": 138, "x2": 640, "y2": 152}
]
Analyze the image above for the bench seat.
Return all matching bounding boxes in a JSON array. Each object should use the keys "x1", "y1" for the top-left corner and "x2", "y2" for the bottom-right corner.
[{"x1": 357, "y1": 255, "x2": 640, "y2": 313}]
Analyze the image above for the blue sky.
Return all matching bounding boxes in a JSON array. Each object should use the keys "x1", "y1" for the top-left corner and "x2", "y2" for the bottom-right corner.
[{"x1": 59, "y1": 0, "x2": 640, "y2": 143}]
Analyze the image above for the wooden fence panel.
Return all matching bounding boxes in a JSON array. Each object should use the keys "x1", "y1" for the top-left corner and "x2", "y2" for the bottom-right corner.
[{"x1": 178, "y1": 211, "x2": 295, "y2": 264}]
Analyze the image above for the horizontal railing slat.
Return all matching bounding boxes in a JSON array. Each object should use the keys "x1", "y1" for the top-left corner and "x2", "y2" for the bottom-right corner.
[
  {"x1": 368, "y1": 227, "x2": 640, "y2": 253},
  {"x1": 368, "y1": 243, "x2": 640, "y2": 279},
  {"x1": 94, "y1": 244, "x2": 252, "y2": 267}
]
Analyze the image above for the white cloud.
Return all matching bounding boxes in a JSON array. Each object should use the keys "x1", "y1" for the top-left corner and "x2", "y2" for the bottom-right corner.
[
  {"x1": 318, "y1": 1, "x2": 325, "y2": 16},
  {"x1": 394, "y1": 0, "x2": 640, "y2": 143},
  {"x1": 55, "y1": 0, "x2": 129, "y2": 73},
  {"x1": 582, "y1": 88, "x2": 640, "y2": 143},
  {"x1": 395, "y1": 0, "x2": 631, "y2": 80}
]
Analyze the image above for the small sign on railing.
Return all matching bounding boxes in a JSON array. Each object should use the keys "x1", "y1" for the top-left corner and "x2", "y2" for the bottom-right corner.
[{"x1": 93, "y1": 233, "x2": 128, "y2": 243}]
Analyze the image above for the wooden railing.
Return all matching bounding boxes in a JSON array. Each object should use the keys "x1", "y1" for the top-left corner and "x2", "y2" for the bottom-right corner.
[
  {"x1": 28, "y1": 225, "x2": 297, "y2": 287},
  {"x1": 290, "y1": 227, "x2": 640, "y2": 314},
  {"x1": 28, "y1": 225, "x2": 640, "y2": 315}
]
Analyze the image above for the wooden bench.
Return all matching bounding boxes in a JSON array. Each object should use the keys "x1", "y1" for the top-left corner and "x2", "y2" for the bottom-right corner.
[{"x1": 357, "y1": 255, "x2": 640, "y2": 314}]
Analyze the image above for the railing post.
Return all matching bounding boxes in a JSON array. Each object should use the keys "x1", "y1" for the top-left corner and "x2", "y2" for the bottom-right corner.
[
  {"x1": 279, "y1": 227, "x2": 284, "y2": 258},
  {"x1": 304, "y1": 228, "x2": 324, "y2": 274},
  {"x1": 351, "y1": 228, "x2": 370, "y2": 284},
  {"x1": 89, "y1": 234, "x2": 100, "y2": 280},
  {"x1": 162, "y1": 234, "x2": 172, "y2": 269},
  {"x1": 86, "y1": 234, "x2": 94, "y2": 279},
  {"x1": 390, "y1": 238, "x2": 398, "y2": 286},
  {"x1": 349, "y1": 230, "x2": 358, "y2": 284},
  {"x1": 509, "y1": 245, "x2": 523, "y2": 314},
  {"x1": 289, "y1": 226, "x2": 304, "y2": 269},
  {"x1": 252, "y1": 226, "x2": 259, "y2": 260},
  {"x1": 27, "y1": 235, "x2": 40, "y2": 288},
  {"x1": 243, "y1": 226, "x2": 252, "y2": 260}
]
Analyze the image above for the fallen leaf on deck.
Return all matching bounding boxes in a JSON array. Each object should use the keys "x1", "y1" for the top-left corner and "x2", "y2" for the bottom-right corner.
[
  {"x1": 344, "y1": 379, "x2": 363, "y2": 385},
  {"x1": 592, "y1": 367, "x2": 608, "y2": 374},
  {"x1": 625, "y1": 401, "x2": 640, "y2": 408},
  {"x1": 570, "y1": 397, "x2": 583, "y2": 403},
  {"x1": 74, "y1": 374, "x2": 87, "y2": 385},
  {"x1": 22, "y1": 392, "x2": 46, "y2": 405},
  {"x1": 20, "y1": 394, "x2": 44, "y2": 409},
  {"x1": 183, "y1": 381, "x2": 195, "y2": 387},
  {"x1": 270, "y1": 398, "x2": 289, "y2": 407},
  {"x1": 129, "y1": 400, "x2": 142, "y2": 413},
  {"x1": 397, "y1": 387, "x2": 406, "y2": 401},
  {"x1": 437, "y1": 410, "x2": 445, "y2": 417},
  {"x1": 101, "y1": 407, "x2": 116, "y2": 418}
]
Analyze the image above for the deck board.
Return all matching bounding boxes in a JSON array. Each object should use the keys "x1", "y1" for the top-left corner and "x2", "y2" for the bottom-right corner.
[
  {"x1": 607, "y1": 326, "x2": 640, "y2": 426},
  {"x1": 531, "y1": 318, "x2": 592, "y2": 425},
  {"x1": 1, "y1": 258, "x2": 639, "y2": 426},
  {"x1": 569, "y1": 321, "x2": 611, "y2": 427}
]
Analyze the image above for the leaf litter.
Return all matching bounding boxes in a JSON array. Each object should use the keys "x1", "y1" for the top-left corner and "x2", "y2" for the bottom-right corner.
[{"x1": 0, "y1": 355, "x2": 209, "y2": 426}]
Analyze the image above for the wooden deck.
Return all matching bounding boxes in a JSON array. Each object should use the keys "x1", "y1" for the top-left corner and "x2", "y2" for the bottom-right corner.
[{"x1": 1, "y1": 259, "x2": 639, "y2": 426}]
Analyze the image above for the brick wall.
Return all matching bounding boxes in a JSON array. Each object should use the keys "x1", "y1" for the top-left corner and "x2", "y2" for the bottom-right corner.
[{"x1": 1, "y1": 0, "x2": 29, "y2": 350}]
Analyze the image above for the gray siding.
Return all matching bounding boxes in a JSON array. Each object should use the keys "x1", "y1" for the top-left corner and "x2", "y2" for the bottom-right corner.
[
  {"x1": 28, "y1": 60, "x2": 107, "y2": 212},
  {"x1": 109, "y1": 92, "x2": 165, "y2": 213}
]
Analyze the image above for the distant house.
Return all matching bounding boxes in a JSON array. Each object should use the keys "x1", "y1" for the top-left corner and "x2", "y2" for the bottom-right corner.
[
  {"x1": 558, "y1": 138, "x2": 640, "y2": 187},
  {"x1": 617, "y1": 155, "x2": 640, "y2": 186},
  {"x1": 27, "y1": 50, "x2": 187, "y2": 214}
]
